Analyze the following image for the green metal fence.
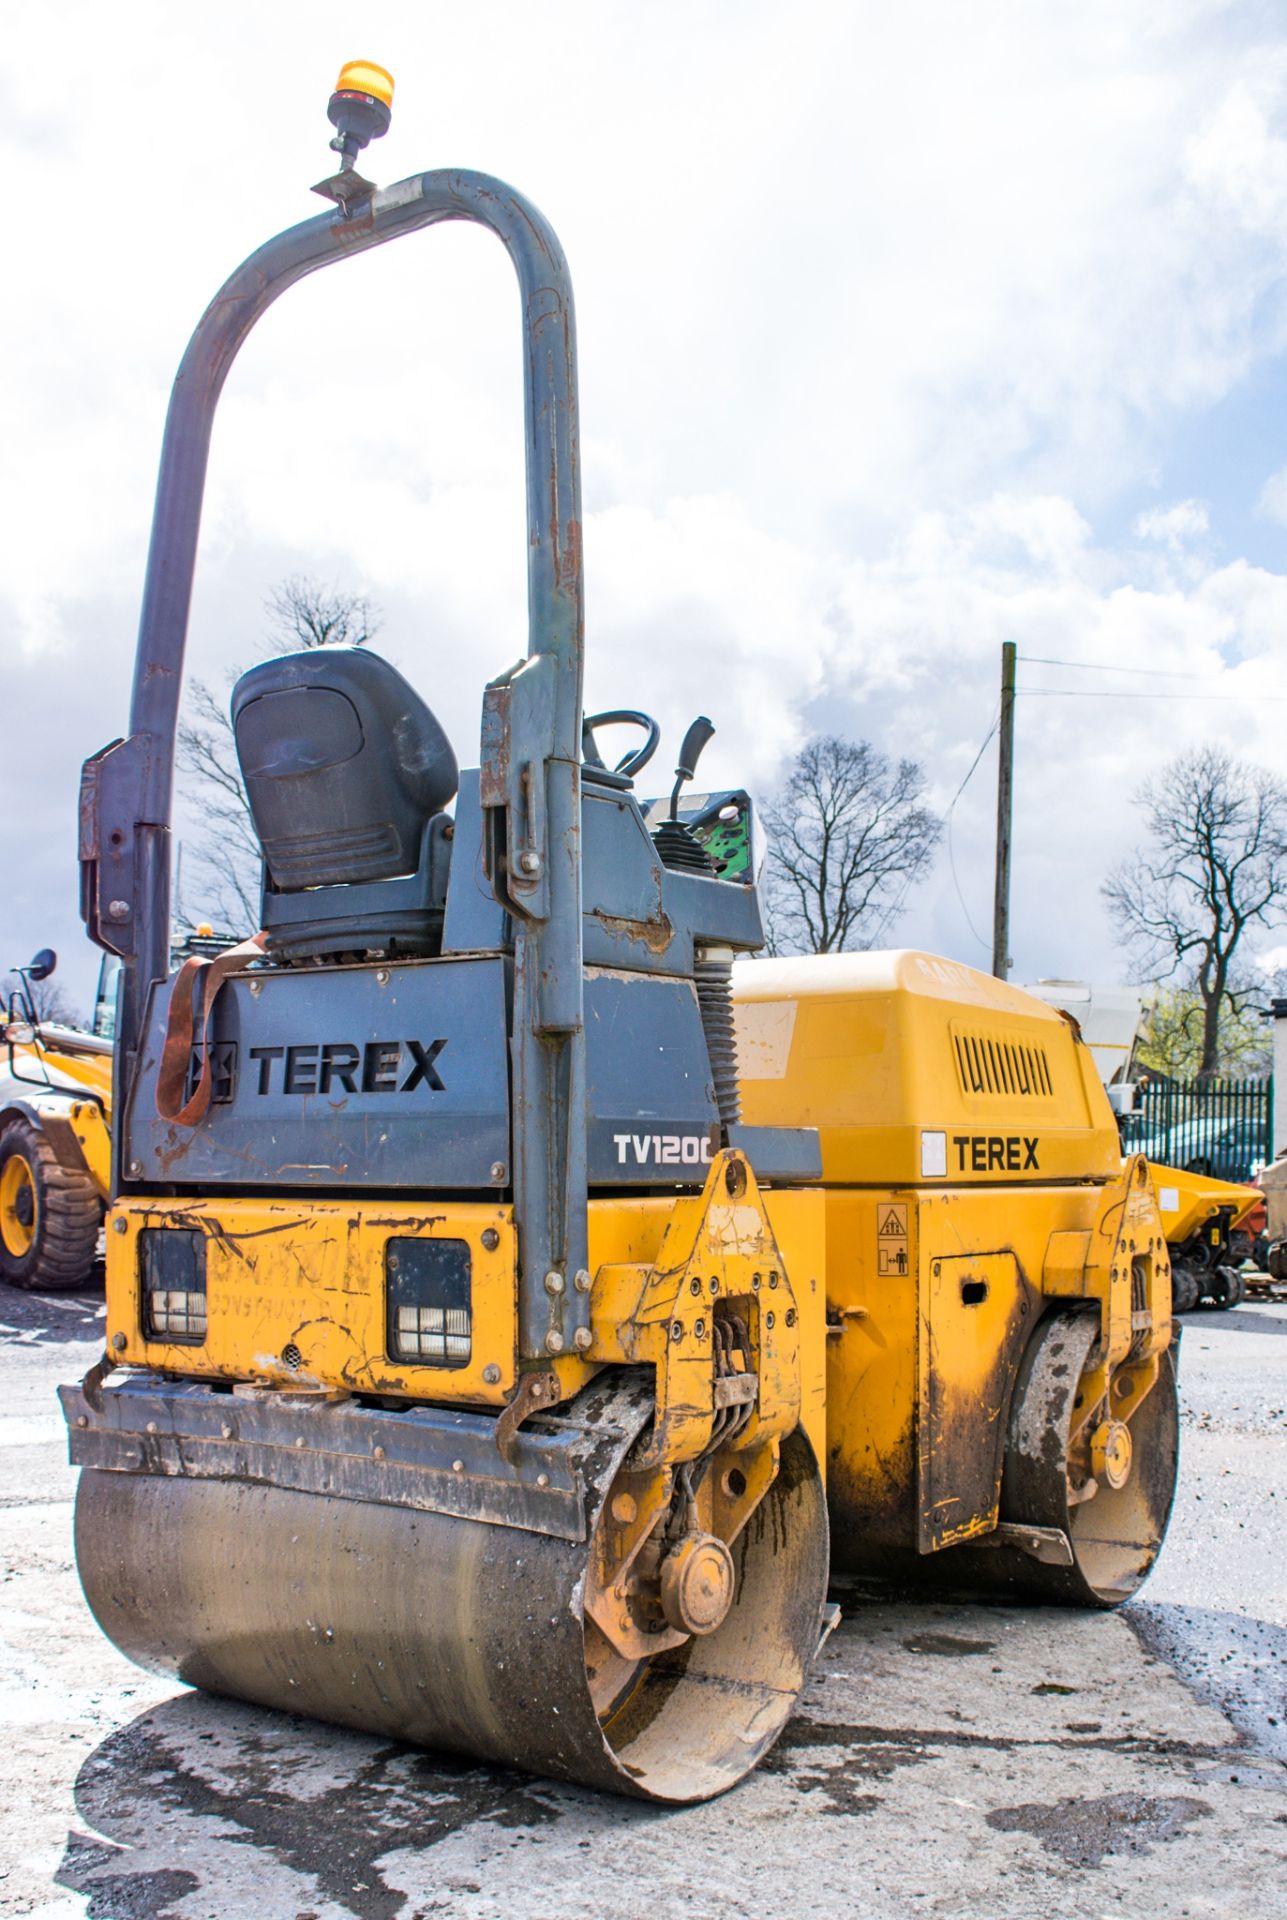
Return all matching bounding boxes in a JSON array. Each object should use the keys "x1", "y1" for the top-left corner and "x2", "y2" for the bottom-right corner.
[{"x1": 1120, "y1": 1075, "x2": 1272, "y2": 1183}]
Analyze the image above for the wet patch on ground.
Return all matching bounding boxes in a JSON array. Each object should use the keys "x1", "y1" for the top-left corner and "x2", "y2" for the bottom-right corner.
[
  {"x1": 766, "y1": 1716, "x2": 934, "y2": 1816},
  {"x1": 986, "y1": 1789, "x2": 1213, "y2": 1867},
  {"x1": 768, "y1": 1720, "x2": 937, "y2": 1820},
  {"x1": 770, "y1": 1713, "x2": 1232, "y2": 1765},
  {"x1": 901, "y1": 1631, "x2": 996, "y2": 1656},
  {"x1": 56, "y1": 1693, "x2": 564, "y2": 1920},
  {"x1": 786, "y1": 1770, "x2": 883, "y2": 1815},
  {"x1": 60, "y1": 1843, "x2": 200, "y2": 1920}
]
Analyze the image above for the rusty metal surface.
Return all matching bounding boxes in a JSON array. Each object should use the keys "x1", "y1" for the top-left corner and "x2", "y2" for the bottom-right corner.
[
  {"x1": 988, "y1": 1311, "x2": 1180, "y2": 1604},
  {"x1": 590, "y1": 1151, "x2": 802, "y2": 1474},
  {"x1": 62, "y1": 1375, "x2": 589, "y2": 1542},
  {"x1": 1042, "y1": 1154, "x2": 1174, "y2": 1457},
  {"x1": 100, "y1": 1193, "x2": 523, "y2": 1407},
  {"x1": 823, "y1": 1178, "x2": 1180, "y2": 1600},
  {"x1": 494, "y1": 1369, "x2": 562, "y2": 1467},
  {"x1": 916, "y1": 1249, "x2": 1040, "y2": 1552}
]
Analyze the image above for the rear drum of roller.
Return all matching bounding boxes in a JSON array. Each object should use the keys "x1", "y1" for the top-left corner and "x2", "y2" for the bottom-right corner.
[{"x1": 947, "y1": 1311, "x2": 1181, "y2": 1606}]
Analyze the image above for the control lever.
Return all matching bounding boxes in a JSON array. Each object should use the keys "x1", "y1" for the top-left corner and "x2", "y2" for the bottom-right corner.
[{"x1": 670, "y1": 716, "x2": 715, "y2": 820}]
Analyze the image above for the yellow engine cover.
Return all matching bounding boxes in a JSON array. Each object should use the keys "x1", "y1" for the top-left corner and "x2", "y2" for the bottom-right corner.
[
  {"x1": 731, "y1": 951, "x2": 1171, "y2": 1569},
  {"x1": 732, "y1": 950, "x2": 1122, "y2": 1188}
]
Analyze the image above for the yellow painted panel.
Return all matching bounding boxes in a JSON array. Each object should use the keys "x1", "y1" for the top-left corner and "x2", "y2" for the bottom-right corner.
[
  {"x1": 108, "y1": 1197, "x2": 519, "y2": 1403},
  {"x1": 587, "y1": 1183, "x2": 828, "y2": 1474},
  {"x1": 822, "y1": 1188, "x2": 919, "y2": 1562},
  {"x1": 69, "y1": 1101, "x2": 111, "y2": 1201},
  {"x1": 1148, "y1": 1159, "x2": 1262, "y2": 1241},
  {"x1": 761, "y1": 1187, "x2": 827, "y2": 1480},
  {"x1": 824, "y1": 1180, "x2": 1135, "y2": 1567},
  {"x1": 916, "y1": 1248, "x2": 1033, "y2": 1550},
  {"x1": 106, "y1": 1184, "x2": 828, "y2": 1450}
]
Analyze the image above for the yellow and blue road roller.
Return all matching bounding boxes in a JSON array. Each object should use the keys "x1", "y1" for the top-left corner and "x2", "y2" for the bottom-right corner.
[{"x1": 61, "y1": 65, "x2": 1179, "y2": 1804}]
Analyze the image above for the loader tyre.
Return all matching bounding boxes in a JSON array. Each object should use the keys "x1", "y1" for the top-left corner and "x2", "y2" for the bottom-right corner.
[
  {"x1": 1170, "y1": 1264, "x2": 1201, "y2": 1315},
  {"x1": 0, "y1": 1116, "x2": 101, "y2": 1291},
  {"x1": 1206, "y1": 1265, "x2": 1245, "y2": 1311}
]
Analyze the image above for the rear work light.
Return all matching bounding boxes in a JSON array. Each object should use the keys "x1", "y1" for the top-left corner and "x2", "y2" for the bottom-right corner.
[
  {"x1": 386, "y1": 1238, "x2": 471, "y2": 1368},
  {"x1": 139, "y1": 1229, "x2": 207, "y2": 1343}
]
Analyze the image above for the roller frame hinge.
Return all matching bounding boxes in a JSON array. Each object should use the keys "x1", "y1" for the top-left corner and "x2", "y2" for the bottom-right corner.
[
  {"x1": 1041, "y1": 1153, "x2": 1172, "y2": 1447},
  {"x1": 79, "y1": 734, "x2": 162, "y2": 957},
  {"x1": 479, "y1": 655, "x2": 558, "y2": 923}
]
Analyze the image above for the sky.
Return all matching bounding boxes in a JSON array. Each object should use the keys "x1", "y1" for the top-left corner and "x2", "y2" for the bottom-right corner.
[{"x1": 4, "y1": 0, "x2": 1287, "y2": 1018}]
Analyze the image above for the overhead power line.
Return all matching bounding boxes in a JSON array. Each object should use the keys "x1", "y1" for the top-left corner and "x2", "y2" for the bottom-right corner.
[
  {"x1": 945, "y1": 709, "x2": 1000, "y2": 814},
  {"x1": 866, "y1": 706, "x2": 998, "y2": 951},
  {"x1": 942, "y1": 706, "x2": 999, "y2": 956},
  {"x1": 1019, "y1": 687, "x2": 1287, "y2": 702},
  {"x1": 1023, "y1": 655, "x2": 1216, "y2": 680}
]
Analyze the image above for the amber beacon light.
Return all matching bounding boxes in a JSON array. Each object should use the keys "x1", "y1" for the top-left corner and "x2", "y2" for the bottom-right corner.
[
  {"x1": 328, "y1": 60, "x2": 395, "y2": 161},
  {"x1": 335, "y1": 60, "x2": 394, "y2": 110}
]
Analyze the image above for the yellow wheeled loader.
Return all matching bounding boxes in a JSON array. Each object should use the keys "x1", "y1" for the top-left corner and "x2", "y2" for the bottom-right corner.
[
  {"x1": 0, "y1": 950, "x2": 111, "y2": 1289},
  {"x1": 60, "y1": 67, "x2": 1179, "y2": 1805},
  {"x1": 0, "y1": 932, "x2": 236, "y2": 1292}
]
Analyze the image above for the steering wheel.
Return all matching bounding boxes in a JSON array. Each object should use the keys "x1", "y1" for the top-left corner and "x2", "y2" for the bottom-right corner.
[{"x1": 581, "y1": 709, "x2": 661, "y2": 780}]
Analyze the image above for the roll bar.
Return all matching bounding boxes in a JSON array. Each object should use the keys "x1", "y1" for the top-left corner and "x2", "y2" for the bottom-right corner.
[{"x1": 79, "y1": 169, "x2": 589, "y2": 1344}]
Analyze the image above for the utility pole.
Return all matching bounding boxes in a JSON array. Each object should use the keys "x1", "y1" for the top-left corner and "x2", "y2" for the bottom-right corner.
[{"x1": 992, "y1": 641, "x2": 1016, "y2": 980}]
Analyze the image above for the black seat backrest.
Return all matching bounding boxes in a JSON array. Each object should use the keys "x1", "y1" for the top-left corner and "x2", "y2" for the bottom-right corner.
[{"x1": 232, "y1": 648, "x2": 458, "y2": 891}]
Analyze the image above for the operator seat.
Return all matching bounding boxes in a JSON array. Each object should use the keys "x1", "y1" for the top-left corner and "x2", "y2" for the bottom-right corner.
[{"x1": 231, "y1": 647, "x2": 458, "y2": 958}]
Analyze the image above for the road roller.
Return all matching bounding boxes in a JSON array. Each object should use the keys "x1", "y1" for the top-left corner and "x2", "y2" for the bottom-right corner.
[
  {"x1": 60, "y1": 67, "x2": 1179, "y2": 1804},
  {"x1": 733, "y1": 953, "x2": 1179, "y2": 1607}
]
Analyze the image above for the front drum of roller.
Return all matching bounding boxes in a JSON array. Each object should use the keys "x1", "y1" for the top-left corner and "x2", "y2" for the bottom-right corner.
[{"x1": 72, "y1": 1423, "x2": 829, "y2": 1804}]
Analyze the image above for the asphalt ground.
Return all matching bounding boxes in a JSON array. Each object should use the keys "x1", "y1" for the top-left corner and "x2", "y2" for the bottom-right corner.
[{"x1": 0, "y1": 1280, "x2": 1283, "y2": 1920}]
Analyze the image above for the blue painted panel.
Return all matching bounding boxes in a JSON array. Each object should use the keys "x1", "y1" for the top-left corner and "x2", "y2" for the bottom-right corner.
[{"x1": 123, "y1": 956, "x2": 511, "y2": 1189}]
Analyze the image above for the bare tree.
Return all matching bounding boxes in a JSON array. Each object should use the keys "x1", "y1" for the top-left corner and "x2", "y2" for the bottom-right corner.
[
  {"x1": 1135, "y1": 982, "x2": 1271, "y2": 1079},
  {"x1": 1103, "y1": 746, "x2": 1287, "y2": 1078},
  {"x1": 174, "y1": 678, "x2": 267, "y2": 928},
  {"x1": 761, "y1": 736, "x2": 942, "y2": 954},
  {"x1": 176, "y1": 578, "x2": 380, "y2": 928},
  {"x1": 262, "y1": 575, "x2": 380, "y2": 654}
]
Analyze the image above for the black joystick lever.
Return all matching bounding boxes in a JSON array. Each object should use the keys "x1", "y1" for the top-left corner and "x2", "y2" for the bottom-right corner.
[{"x1": 669, "y1": 716, "x2": 715, "y2": 820}]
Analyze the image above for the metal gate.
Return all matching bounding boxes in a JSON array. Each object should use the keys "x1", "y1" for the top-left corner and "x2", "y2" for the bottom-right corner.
[{"x1": 1121, "y1": 1076, "x2": 1273, "y2": 1183}]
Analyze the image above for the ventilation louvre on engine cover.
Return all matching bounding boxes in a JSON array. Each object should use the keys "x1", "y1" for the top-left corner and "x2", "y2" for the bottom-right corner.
[{"x1": 952, "y1": 1026, "x2": 1054, "y2": 1099}]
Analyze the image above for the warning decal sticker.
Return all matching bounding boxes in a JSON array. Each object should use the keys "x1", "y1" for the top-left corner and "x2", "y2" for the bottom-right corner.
[{"x1": 876, "y1": 1201, "x2": 910, "y2": 1277}]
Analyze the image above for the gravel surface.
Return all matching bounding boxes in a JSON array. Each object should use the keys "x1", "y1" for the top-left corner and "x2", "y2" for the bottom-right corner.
[
  {"x1": 1129, "y1": 1303, "x2": 1287, "y2": 1763},
  {"x1": 0, "y1": 1281, "x2": 1282, "y2": 1920}
]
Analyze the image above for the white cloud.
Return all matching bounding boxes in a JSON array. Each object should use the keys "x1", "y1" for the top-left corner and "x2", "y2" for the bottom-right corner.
[
  {"x1": 8, "y1": 2, "x2": 1287, "y2": 1011},
  {"x1": 1258, "y1": 466, "x2": 1287, "y2": 527},
  {"x1": 1184, "y1": 57, "x2": 1287, "y2": 240},
  {"x1": 1135, "y1": 500, "x2": 1211, "y2": 545}
]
